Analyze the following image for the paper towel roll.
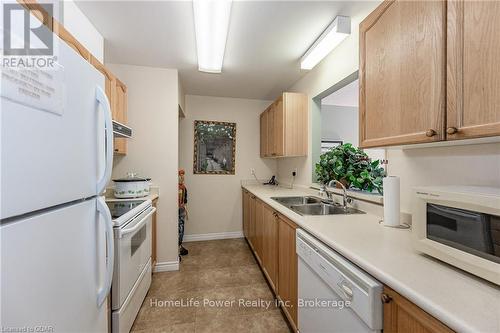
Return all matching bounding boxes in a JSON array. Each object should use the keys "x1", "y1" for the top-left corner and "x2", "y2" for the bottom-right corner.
[{"x1": 383, "y1": 176, "x2": 400, "y2": 227}]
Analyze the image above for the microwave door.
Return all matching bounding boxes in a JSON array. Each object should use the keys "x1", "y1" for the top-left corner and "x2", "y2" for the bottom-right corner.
[{"x1": 427, "y1": 204, "x2": 493, "y2": 254}]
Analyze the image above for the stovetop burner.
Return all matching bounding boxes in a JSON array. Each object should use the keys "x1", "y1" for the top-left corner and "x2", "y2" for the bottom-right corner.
[{"x1": 106, "y1": 200, "x2": 147, "y2": 219}]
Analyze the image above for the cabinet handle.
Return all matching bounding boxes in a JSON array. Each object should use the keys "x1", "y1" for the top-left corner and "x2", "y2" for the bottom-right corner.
[
  {"x1": 381, "y1": 293, "x2": 392, "y2": 304},
  {"x1": 446, "y1": 127, "x2": 458, "y2": 135},
  {"x1": 425, "y1": 129, "x2": 437, "y2": 137}
]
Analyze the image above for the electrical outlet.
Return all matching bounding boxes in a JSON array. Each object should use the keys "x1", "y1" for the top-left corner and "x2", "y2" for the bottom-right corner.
[
  {"x1": 292, "y1": 168, "x2": 298, "y2": 177},
  {"x1": 250, "y1": 168, "x2": 255, "y2": 175}
]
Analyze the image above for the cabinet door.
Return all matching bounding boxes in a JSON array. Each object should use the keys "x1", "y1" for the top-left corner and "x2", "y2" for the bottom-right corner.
[
  {"x1": 447, "y1": 1, "x2": 500, "y2": 139},
  {"x1": 277, "y1": 214, "x2": 298, "y2": 329},
  {"x1": 283, "y1": 93, "x2": 308, "y2": 157},
  {"x1": 359, "y1": 0, "x2": 446, "y2": 148},
  {"x1": 382, "y1": 286, "x2": 452, "y2": 333},
  {"x1": 254, "y1": 199, "x2": 264, "y2": 260},
  {"x1": 242, "y1": 190, "x2": 249, "y2": 239},
  {"x1": 273, "y1": 98, "x2": 285, "y2": 157},
  {"x1": 114, "y1": 80, "x2": 128, "y2": 155},
  {"x1": 261, "y1": 205, "x2": 278, "y2": 291},
  {"x1": 248, "y1": 194, "x2": 256, "y2": 250},
  {"x1": 267, "y1": 106, "x2": 276, "y2": 156},
  {"x1": 260, "y1": 111, "x2": 269, "y2": 157}
]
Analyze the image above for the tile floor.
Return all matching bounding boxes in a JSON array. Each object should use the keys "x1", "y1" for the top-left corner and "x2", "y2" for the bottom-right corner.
[{"x1": 131, "y1": 238, "x2": 291, "y2": 333}]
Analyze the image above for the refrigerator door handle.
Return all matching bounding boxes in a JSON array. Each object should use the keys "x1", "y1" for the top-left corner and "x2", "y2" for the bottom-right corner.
[
  {"x1": 96, "y1": 196, "x2": 114, "y2": 307},
  {"x1": 95, "y1": 86, "x2": 113, "y2": 195}
]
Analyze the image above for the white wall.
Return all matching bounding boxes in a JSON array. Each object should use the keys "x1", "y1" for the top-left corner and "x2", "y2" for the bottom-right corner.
[
  {"x1": 179, "y1": 95, "x2": 277, "y2": 236},
  {"x1": 277, "y1": 2, "x2": 381, "y2": 185},
  {"x1": 107, "y1": 64, "x2": 179, "y2": 265},
  {"x1": 321, "y1": 105, "x2": 359, "y2": 146},
  {"x1": 387, "y1": 143, "x2": 500, "y2": 213},
  {"x1": 62, "y1": 0, "x2": 104, "y2": 62}
]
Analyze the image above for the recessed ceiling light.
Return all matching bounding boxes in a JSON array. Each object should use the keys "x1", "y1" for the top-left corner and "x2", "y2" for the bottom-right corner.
[
  {"x1": 193, "y1": 0, "x2": 232, "y2": 74},
  {"x1": 300, "y1": 15, "x2": 351, "y2": 70}
]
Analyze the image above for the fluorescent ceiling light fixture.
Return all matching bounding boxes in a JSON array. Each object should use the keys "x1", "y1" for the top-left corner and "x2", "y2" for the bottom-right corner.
[
  {"x1": 300, "y1": 15, "x2": 351, "y2": 70},
  {"x1": 193, "y1": 0, "x2": 232, "y2": 73}
]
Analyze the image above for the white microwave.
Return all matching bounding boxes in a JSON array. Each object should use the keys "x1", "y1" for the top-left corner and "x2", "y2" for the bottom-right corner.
[{"x1": 412, "y1": 186, "x2": 500, "y2": 285}]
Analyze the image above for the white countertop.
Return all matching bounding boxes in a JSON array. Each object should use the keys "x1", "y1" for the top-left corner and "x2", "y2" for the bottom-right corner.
[{"x1": 243, "y1": 184, "x2": 500, "y2": 333}]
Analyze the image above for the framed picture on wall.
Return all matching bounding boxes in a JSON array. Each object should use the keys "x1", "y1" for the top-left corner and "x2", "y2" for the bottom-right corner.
[
  {"x1": 321, "y1": 140, "x2": 343, "y2": 154},
  {"x1": 193, "y1": 120, "x2": 236, "y2": 175}
]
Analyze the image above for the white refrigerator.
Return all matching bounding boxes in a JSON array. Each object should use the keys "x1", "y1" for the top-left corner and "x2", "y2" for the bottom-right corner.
[{"x1": 1, "y1": 10, "x2": 114, "y2": 332}]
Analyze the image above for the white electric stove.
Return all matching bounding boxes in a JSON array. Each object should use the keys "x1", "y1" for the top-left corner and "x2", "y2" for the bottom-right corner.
[{"x1": 106, "y1": 199, "x2": 155, "y2": 333}]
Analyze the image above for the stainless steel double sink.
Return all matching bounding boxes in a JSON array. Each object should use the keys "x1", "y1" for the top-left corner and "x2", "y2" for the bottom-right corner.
[{"x1": 271, "y1": 196, "x2": 365, "y2": 216}]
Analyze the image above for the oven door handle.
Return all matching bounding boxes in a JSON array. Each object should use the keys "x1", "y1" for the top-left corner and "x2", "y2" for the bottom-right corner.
[
  {"x1": 96, "y1": 196, "x2": 114, "y2": 307},
  {"x1": 118, "y1": 207, "x2": 156, "y2": 238}
]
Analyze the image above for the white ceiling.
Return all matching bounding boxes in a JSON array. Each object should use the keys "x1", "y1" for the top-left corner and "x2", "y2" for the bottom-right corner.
[
  {"x1": 321, "y1": 79, "x2": 358, "y2": 107},
  {"x1": 76, "y1": 1, "x2": 373, "y2": 100}
]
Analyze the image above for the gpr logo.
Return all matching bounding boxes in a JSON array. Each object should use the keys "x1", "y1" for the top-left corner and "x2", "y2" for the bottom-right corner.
[{"x1": 3, "y1": 3, "x2": 53, "y2": 56}]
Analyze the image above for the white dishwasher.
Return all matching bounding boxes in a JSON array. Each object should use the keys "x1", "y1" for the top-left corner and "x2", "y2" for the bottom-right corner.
[{"x1": 296, "y1": 229, "x2": 383, "y2": 333}]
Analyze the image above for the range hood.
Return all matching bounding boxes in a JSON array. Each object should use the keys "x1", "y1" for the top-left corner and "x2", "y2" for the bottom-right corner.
[{"x1": 113, "y1": 120, "x2": 132, "y2": 138}]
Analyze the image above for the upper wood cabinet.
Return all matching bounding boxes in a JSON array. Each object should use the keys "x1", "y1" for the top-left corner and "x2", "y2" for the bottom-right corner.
[
  {"x1": 260, "y1": 112, "x2": 269, "y2": 157},
  {"x1": 359, "y1": 0, "x2": 446, "y2": 148},
  {"x1": 360, "y1": 0, "x2": 500, "y2": 148},
  {"x1": 89, "y1": 56, "x2": 128, "y2": 155},
  {"x1": 446, "y1": 0, "x2": 500, "y2": 140},
  {"x1": 113, "y1": 79, "x2": 128, "y2": 155},
  {"x1": 382, "y1": 286, "x2": 453, "y2": 333},
  {"x1": 19, "y1": 1, "x2": 131, "y2": 156},
  {"x1": 260, "y1": 92, "x2": 308, "y2": 157}
]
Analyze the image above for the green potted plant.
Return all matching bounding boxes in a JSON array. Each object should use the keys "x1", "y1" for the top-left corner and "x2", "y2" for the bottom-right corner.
[{"x1": 315, "y1": 143, "x2": 385, "y2": 194}]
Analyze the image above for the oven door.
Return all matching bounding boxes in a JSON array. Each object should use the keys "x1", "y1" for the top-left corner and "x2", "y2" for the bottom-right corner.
[{"x1": 112, "y1": 206, "x2": 155, "y2": 310}]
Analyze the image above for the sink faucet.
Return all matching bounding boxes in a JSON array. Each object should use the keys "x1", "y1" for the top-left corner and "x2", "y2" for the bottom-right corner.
[
  {"x1": 319, "y1": 184, "x2": 333, "y2": 200},
  {"x1": 327, "y1": 180, "x2": 351, "y2": 209}
]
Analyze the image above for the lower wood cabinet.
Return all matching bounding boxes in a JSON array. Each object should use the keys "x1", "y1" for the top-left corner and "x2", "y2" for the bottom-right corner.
[
  {"x1": 242, "y1": 190, "x2": 250, "y2": 240},
  {"x1": 241, "y1": 189, "x2": 298, "y2": 331},
  {"x1": 248, "y1": 193, "x2": 256, "y2": 252},
  {"x1": 261, "y1": 204, "x2": 278, "y2": 291},
  {"x1": 151, "y1": 198, "x2": 158, "y2": 267},
  {"x1": 277, "y1": 213, "x2": 298, "y2": 330},
  {"x1": 382, "y1": 286, "x2": 453, "y2": 333},
  {"x1": 254, "y1": 199, "x2": 264, "y2": 261}
]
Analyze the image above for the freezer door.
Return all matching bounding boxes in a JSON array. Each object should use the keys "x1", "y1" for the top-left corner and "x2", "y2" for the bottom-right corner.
[
  {"x1": 0, "y1": 198, "x2": 112, "y2": 332},
  {"x1": 1, "y1": 12, "x2": 111, "y2": 219}
]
